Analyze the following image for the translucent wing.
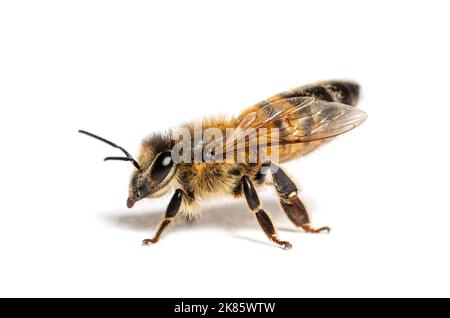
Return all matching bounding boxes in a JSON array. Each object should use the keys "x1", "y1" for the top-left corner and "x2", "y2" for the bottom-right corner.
[{"x1": 205, "y1": 95, "x2": 367, "y2": 161}]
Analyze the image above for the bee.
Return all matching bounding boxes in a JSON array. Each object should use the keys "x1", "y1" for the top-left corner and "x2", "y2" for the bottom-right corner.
[{"x1": 79, "y1": 80, "x2": 367, "y2": 249}]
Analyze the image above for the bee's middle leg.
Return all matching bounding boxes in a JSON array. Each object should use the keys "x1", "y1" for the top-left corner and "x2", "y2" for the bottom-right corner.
[
  {"x1": 241, "y1": 175, "x2": 292, "y2": 249},
  {"x1": 262, "y1": 161, "x2": 330, "y2": 234},
  {"x1": 142, "y1": 189, "x2": 184, "y2": 245}
]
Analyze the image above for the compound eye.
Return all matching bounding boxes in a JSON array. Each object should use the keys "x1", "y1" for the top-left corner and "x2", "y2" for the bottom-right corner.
[
  {"x1": 150, "y1": 151, "x2": 173, "y2": 183},
  {"x1": 162, "y1": 155, "x2": 172, "y2": 167}
]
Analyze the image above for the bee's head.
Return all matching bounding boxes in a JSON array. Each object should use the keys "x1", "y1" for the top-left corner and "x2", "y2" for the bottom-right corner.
[
  {"x1": 78, "y1": 130, "x2": 176, "y2": 209},
  {"x1": 127, "y1": 133, "x2": 176, "y2": 208}
]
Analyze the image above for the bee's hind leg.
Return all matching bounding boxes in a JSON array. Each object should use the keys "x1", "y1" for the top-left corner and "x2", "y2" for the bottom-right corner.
[
  {"x1": 241, "y1": 175, "x2": 292, "y2": 249},
  {"x1": 262, "y1": 161, "x2": 330, "y2": 234},
  {"x1": 142, "y1": 189, "x2": 184, "y2": 245}
]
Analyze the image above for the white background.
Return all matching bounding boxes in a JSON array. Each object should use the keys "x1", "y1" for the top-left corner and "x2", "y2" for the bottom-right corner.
[{"x1": 1, "y1": 1, "x2": 449, "y2": 297}]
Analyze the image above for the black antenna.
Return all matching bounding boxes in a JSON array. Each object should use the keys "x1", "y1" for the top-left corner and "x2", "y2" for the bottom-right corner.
[{"x1": 78, "y1": 130, "x2": 140, "y2": 170}]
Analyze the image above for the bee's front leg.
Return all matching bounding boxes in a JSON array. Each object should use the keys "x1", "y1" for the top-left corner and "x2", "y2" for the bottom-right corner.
[
  {"x1": 263, "y1": 161, "x2": 330, "y2": 234},
  {"x1": 142, "y1": 189, "x2": 184, "y2": 245}
]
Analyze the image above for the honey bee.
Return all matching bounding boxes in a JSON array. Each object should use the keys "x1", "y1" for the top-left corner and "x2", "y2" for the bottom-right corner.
[{"x1": 79, "y1": 80, "x2": 367, "y2": 249}]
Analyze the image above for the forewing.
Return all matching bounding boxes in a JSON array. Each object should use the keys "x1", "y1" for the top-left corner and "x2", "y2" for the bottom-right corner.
[
  {"x1": 275, "y1": 98, "x2": 368, "y2": 143},
  {"x1": 206, "y1": 96, "x2": 367, "y2": 160}
]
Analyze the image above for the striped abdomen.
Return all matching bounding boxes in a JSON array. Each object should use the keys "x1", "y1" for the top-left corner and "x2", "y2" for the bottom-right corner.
[{"x1": 237, "y1": 80, "x2": 361, "y2": 162}]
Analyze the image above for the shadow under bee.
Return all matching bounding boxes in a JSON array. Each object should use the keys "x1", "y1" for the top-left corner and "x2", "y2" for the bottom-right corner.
[{"x1": 103, "y1": 195, "x2": 319, "y2": 236}]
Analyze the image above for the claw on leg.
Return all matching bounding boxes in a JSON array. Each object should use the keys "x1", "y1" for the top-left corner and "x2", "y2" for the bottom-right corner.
[
  {"x1": 300, "y1": 224, "x2": 331, "y2": 234},
  {"x1": 271, "y1": 235, "x2": 292, "y2": 249},
  {"x1": 142, "y1": 238, "x2": 158, "y2": 246}
]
